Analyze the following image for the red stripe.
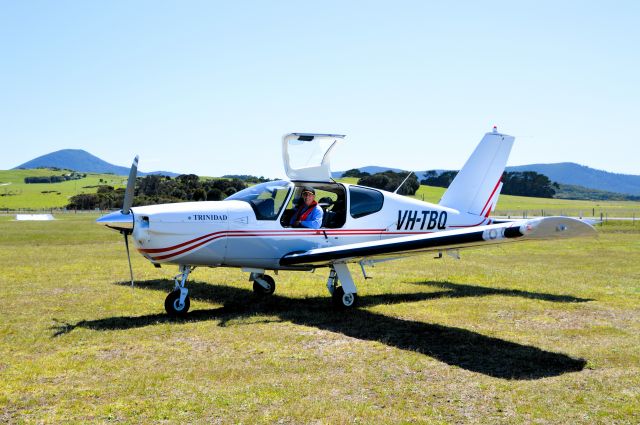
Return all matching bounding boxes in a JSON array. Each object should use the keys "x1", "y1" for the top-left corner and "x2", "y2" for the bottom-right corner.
[
  {"x1": 152, "y1": 235, "x2": 225, "y2": 260},
  {"x1": 479, "y1": 179, "x2": 502, "y2": 216},
  {"x1": 150, "y1": 232, "x2": 390, "y2": 260},
  {"x1": 140, "y1": 229, "x2": 388, "y2": 261},
  {"x1": 484, "y1": 204, "x2": 492, "y2": 218},
  {"x1": 138, "y1": 231, "x2": 226, "y2": 253},
  {"x1": 449, "y1": 218, "x2": 488, "y2": 228},
  {"x1": 139, "y1": 228, "x2": 386, "y2": 254},
  {"x1": 385, "y1": 231, "x2": 434, "y2": 235},
  {"x1": 144, "y1": 223, "x2": 502, "y2": 262}
]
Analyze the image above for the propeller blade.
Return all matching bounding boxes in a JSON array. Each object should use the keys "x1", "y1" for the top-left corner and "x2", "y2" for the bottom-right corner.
[
  {"x1": 123, "y1": 232, "x2": 135, "y2": 287},
  {"x1": 122, "y1": 155, "x2": 139, "y2": 215}
]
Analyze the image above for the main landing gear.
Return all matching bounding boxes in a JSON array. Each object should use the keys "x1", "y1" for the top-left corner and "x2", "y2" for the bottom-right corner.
[
  {"x1": 165, "y1": 265, "x2": 193, "y2": 317},
  {"x1": 247, "y1": 265, "x2": 358, "y2": 308},
  {"x1": 327, "y1": 263, "x2": 358, "y2": 309},
  {"x1": 250, "y1": 272, "x2": 276, "y2": 296},
  {"x1": 163, "y1": 264, "x2": 359, "y2": 317}
]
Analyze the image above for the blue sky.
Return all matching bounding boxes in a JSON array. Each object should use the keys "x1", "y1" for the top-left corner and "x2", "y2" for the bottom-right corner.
[{"x1": 1, "y1": 1, "x2": 638, "y2": 178}]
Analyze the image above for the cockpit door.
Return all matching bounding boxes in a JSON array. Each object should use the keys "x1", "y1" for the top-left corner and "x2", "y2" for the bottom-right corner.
[{"x1": 282, "y1": 133, "x2": 345, "y2": 182}]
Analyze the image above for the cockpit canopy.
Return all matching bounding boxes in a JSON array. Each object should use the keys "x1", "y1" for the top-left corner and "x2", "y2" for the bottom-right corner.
[
  {"x1": 282, "y1": 133, "x2": 345, "y2": 182},
  {"x1": 226, "y1": 180, "x2": 292, "y2": 220}
]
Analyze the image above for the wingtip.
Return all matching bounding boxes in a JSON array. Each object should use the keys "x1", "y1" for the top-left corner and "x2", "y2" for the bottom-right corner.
[{"x1": 522, "y1": 217, "x2": 598, "y2": 239}]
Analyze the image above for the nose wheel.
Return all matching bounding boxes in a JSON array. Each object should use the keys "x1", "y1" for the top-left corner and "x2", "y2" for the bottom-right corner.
[{"x1": 165, "y1": 289, "x2": 190, "y2": 317}]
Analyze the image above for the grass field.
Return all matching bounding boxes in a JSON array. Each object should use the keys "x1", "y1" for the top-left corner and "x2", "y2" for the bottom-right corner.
[
  {"x1": 0, "y1": 169, "x2": 126, "y2": 210},
  {"x1": 0, "y1": 214, "x2": 638, "y2": 423}
]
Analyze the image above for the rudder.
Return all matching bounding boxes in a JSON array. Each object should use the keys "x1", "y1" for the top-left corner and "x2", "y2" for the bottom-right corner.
[{"x1": 439, "y1": 127, "x2": 514, "y2": 215}]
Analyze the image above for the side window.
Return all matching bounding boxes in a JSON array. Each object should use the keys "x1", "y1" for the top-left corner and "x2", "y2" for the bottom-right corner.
[{"x1": 349, "y1": 186, "x2": 383, "y2": 219}]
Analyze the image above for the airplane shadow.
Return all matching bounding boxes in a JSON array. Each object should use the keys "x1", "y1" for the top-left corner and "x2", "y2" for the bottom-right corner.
[
  {"x1": 358, "y1": 280, "x2": 593, "y2": 307},
  {"x1": 52, "y1": 279, "x2": 589, "y2": 380}
]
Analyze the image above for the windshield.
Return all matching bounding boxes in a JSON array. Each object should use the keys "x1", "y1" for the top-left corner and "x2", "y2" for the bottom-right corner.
[{"x1": 225, "y1": 180, "x2": 292, "y2": 220}]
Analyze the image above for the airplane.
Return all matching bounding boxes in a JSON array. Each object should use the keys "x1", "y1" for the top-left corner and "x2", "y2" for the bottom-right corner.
[{"x1": 97, "y1": 127, "x2": 596, "y2": 316}]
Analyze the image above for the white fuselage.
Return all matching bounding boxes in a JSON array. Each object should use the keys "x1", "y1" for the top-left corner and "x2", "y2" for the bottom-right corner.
[{"x1": 130, "y1": 182, "x2": 488, "y2": 270}]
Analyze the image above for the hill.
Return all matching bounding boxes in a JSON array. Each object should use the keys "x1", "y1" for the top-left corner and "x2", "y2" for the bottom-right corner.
[
  {"x1": 0, "y1": 169, "x2": 127, "y2": 210},
  {"x1": 14, "y1": 149, "x2": 179, "y2": 177},
  {"x1": 555, "y1": 183, "x2": 640, "y2": 201},
  {"x1": 332, "y1": 165, "x2": 405, "y2": 178},
  {"x1": 336, "y1": 163, "x2": 640, "y2": 198},
  {"x1": 506, "y1": 163, "x2": 640, "y2": 196}
]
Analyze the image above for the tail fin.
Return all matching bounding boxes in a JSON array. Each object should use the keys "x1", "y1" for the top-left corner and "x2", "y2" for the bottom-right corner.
[{"x1": 439, "y1": 127, "x2": 514, "y2": 215}]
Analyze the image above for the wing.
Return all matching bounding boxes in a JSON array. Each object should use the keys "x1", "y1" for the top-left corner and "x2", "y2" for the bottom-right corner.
[{"x1": 280, "y1": 216, "x2": 596, "y2": 267}]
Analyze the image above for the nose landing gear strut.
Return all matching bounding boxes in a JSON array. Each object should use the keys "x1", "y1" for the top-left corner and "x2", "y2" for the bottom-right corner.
[{"x1": 165, "y1": 265, "x2": 194, "y2": 317}]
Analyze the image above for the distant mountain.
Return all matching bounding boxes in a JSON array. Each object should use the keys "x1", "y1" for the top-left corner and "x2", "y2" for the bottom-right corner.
[
  {"x1": 555, "y1": 184, "x2": 640, "y2": 201},
  {"x1": 332, "y1": 165, "x2": 405, "y2": 178},
  {"x1": 505, "y1": 163, "x2": 640, "y2": 196},
  {"x1": 13, "y1": 149, "x2": 179, "y2": 177},
  {"x1": 335, "y1": 162, "x2": 640, "y2": 198}
]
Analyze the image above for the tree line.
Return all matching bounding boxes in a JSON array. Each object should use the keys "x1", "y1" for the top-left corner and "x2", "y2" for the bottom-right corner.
[
  {"x1": 421, "y1": 170, "x2": 559, "y2": 198},
  {"x1": 67, "y1": 174, "x2": 249, "y2": 210},
  {"x1": 349, "y1": 169, "x2": 558, "y2": 198},
  {"x1": 355, "y1": 171, "x2": 420, "y2": 196},
  {"x1": 66, "y1": 167, "x2": 560, "y2": 210},
  {"x1": 24, "y1": 172, "x2": 85, "y2": 184}
]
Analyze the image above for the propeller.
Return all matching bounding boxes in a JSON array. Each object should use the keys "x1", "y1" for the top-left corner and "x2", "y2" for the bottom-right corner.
[
  {"x1": 122, "y1": 155, "x2": 139, "y2": 286},
  {"x1": 122, "y1": 155, "x2": 138, "y2": 215}
]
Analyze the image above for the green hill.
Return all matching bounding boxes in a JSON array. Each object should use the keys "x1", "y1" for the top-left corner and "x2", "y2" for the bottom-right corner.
[
  {"x1": 0, "y1": 169, "x2": 126, "y2": 210},
  {"x1": 506, "y1": 163, "x2": 640, "y2": 196},
  {"x1": 14, "y1": 149, "x2": 179, "y2": 177}
]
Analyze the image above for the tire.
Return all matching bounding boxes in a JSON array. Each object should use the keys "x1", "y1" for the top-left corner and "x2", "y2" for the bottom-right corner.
[
  {"x1": 252, "y1": 275, "x2": 276, "y2": 296},
  {"x1": 331, "y1": 286, "x2": 358, "y2": 309},
  {"x1": 164, "y1": 290, "x2": 190, "y2": 317}
]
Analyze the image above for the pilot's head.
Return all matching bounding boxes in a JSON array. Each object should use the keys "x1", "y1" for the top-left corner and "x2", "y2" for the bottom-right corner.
[{"x1": 301, "y1": 186, "x2": 315, "y2": 206}]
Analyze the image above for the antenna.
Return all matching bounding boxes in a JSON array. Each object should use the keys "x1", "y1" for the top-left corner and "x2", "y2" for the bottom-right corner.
[{"x1": 393, "y1": 171, "x2": 414, "y2": 194}]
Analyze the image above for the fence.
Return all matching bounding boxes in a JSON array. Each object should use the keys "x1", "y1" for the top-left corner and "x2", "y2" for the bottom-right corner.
[
  {"x1": 0, "y1": 208, "x2": 106, "y2": 216},
  {"x1": 493, "y1": 209, "x2": 638, "y2": 223}
]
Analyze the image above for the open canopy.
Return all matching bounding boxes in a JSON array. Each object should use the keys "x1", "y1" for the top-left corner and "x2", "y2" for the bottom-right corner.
[{"x1": 282, "y1": 133, "x2": 345, "y2": 182}]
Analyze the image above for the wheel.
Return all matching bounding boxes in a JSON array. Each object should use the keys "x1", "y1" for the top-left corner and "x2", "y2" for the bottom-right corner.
[
  {"x1": 252, "y1": 274, "x2": 276, "y2": 296},
  {"x1": 164, "y1": 290, "x2": 190, "y2": 317},
  {"x1": 331, "y1": 286, "x2": 358, "y2": 309}
]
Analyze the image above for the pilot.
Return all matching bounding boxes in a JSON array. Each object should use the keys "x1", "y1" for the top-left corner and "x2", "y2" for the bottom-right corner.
[{"x1": 290, "y1": 186, "x2": 323, "y2": 229}]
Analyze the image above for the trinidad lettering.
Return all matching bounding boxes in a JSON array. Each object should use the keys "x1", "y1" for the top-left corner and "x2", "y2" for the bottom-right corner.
[
  {"x1": 397, "y1": 210, "x2": 447, "y2": 231},
  {"x1": 190, "y1": 214, "x2": 228, "y2": 221}
]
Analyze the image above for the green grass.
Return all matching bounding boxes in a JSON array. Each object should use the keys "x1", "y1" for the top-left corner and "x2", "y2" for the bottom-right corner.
[
  {"x1": 1, "y1": 214, "x2": 639, "y2": 423},
  {"x1": 0, "y1": 169, "x2": 126, "y2": 210}
]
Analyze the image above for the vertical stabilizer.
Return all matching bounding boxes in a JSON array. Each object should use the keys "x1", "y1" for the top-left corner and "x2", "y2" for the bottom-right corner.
[{"x1": 439, "y1": 127, "x2": 514, "y2": 215}]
